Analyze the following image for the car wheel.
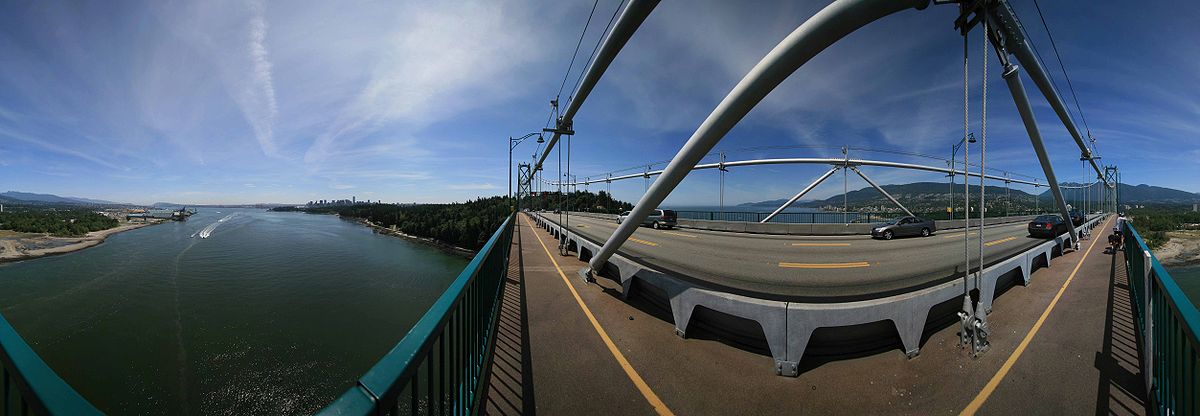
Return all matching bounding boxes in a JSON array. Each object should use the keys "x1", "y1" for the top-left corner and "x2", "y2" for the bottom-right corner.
[
  {"x1": 883, "y1": 230, "x2": 893, "y2": 240},
  {"x1": 652, "y1": 221, "x2": 660, "y2": 229},
  {"x1": 921, "y1": 228, "x2": 930, "y2": 237}
]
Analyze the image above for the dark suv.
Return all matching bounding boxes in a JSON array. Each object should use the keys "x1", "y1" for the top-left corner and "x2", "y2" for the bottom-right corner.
[{"x1": 1028, "y1": 214, "x2": 1068, "y2": 238}]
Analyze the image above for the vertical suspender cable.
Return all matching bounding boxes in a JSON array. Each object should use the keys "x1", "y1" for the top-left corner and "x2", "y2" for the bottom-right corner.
[
  {"x1": 843, "y1": 147, "x2": 849, "y2": 225},
  {"x1": 557, "y1": 131, "x2": 563, "y2": 251},
  {"x1": 962, "y1": 26, "x2": 971, "y2": 300},
  {"x1": 565, "y1": 134, "x2": 572, "y2": 254},
  {"x1": 978, "y1": 16, "x2": 988, "y2": 289}
]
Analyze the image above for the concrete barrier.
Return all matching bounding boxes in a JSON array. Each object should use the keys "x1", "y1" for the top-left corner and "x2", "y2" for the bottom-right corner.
[
  {"x1": 677, "y1": 214, "x2": 1043, "y2": 236},
  {"x1": 552, "y1": 210, "x2": 1047, "y2": 236}
]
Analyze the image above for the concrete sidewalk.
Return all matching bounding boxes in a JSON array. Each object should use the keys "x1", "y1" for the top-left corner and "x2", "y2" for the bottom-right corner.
[{"x1": 483, "y1": 214, "x2": 1145, "y2": 415}]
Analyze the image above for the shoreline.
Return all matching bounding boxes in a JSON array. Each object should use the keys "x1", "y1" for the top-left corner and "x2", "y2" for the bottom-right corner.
[
  {"x1": 1153, "y1": 230, "x2": 1200, "y2": 268},
  {"x1": 353, "y1": 218, "x2": 477, "y2": 259},
  {"x1": 0, "y1": 221, "x2": 164, "y2": 265}
]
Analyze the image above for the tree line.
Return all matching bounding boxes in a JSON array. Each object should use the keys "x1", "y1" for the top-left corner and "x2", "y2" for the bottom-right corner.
[
  {"x1": 1128, "y1": 205, "x2": 1200, "y2": 249},
  {"x1": 521, "y1": 190, "x2": 632, "y2": 213},
  {"x1": 0, "y1": 210, "x2": 119, "y2": 237}
]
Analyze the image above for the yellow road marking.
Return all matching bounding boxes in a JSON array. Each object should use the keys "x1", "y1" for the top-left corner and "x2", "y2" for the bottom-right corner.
[
  {"x1": 522, "y1": 216, "x2": 675, "y2": 416},
  {"x1": 662, "y1": 231, "x2": 698, "y2": 238},
  {"x1": 944, "y1": 232, "x2": 979, "y2": 239},
  {"x1": 790, "y1": 243, "x2": 851, "y2": 247},
  {"x1": 960, "y1": 217, "x2": 1110, "y2": 415},
  {"x1": 628, "y1": 237, "x2": 659, "y2": 247},
  {"x1": 778, "y1": 262, "x2": 870, "y2": 269},
  {"x1": 984, "y1": 236, "x2": 1018, "y2": 247},
  {"x1": 575, "y1": 224, "x2": 588, "y2": 228}
]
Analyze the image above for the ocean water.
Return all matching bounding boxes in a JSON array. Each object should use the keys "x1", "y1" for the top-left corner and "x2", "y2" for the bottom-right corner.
[
  {"x1": 0, "y1": 208, "x2": 468, "y2": 414},
  {"x1": 1168, "y1": 265, "x2": 1200, "y2": 308}
]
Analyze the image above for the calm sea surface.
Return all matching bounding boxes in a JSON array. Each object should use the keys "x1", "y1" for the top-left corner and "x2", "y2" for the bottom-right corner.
[
  {"x1": 1168, "y1": 265, "x2": 1200, "y2": 308},
  {"x1": 0, "y1": 208, "x2": 468, "y2": 414}
]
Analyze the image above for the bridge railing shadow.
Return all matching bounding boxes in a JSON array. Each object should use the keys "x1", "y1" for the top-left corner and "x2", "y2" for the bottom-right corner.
[
  {"x1": 1094, "y1": 246, "x2": 1148, "y2": 414},
  {"x1": 482, "y1": 219, "x2": 536, "y2": 416}
]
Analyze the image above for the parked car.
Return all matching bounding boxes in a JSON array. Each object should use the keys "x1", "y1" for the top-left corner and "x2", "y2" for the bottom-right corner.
[
  {"x1": 1068, "y1": 210, "x2": 1086, "y2": 226},
  {"x1": 1028, "y1": 214, "x2": 1068, "y2": 238},
  {"x1": 871, "y1": 216, "x2": 936, "y2": 240},
  {"x1": 616, "y1": 209, "x2": 677, "y2": 229}
]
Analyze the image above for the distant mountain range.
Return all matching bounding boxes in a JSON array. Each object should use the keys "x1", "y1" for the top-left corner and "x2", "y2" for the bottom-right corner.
[
  {"x1": 739, "y1": 181, "x2": 1200, "y2": 209},
  {"x1": 739, "y1": 182, "x2": 1034, "y2": 208},
  {"x1": 1039, "y1": 183, "x2": 1200, "y2": 204},
  {"x1": 0, "y1": 191, "x2": 125, "y2": 206}
]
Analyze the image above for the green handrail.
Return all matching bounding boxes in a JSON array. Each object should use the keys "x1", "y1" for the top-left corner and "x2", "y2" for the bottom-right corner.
[
  {"x1": 1123, "y1": 222, "x2": 1200, "y2": 415},
  {"x1": 0, "y1": 314, "x2": 103, "y2": 415},
  {"x1": 320, "y1": 213, "x2": 515, "y2": 415}
]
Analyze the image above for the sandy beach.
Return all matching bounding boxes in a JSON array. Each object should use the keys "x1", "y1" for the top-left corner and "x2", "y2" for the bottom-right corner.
[
  {"x1": 1153, "y1": 230, "x2": 1200, "y2": 267},
  {"x1": 0, "y1": 221, "x2": 163, "y2": 264}
]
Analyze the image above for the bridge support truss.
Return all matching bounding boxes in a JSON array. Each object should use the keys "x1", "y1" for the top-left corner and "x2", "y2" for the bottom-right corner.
[{"x1": 517, "y1": 163, "x2": 532, "y2": 211}]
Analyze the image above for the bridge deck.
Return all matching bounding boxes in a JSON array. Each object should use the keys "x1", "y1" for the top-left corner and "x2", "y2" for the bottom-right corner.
[
  {"x1": 482, "y1": 214, "x2": 1147, "y2": 415},
  {"x1": 538, "y1": 213, "x2": 1072, "y2": 301}
]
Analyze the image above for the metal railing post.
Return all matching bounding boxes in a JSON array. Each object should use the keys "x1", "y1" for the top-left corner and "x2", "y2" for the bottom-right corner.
[{"x1": 1144, "y1": 249, "x2": 1154, "y2": 395}]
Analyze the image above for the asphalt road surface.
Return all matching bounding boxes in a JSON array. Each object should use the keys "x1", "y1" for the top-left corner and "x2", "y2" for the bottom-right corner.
[{"x1": 538, "y1": 213, "x2": 1082, "y2": 302}]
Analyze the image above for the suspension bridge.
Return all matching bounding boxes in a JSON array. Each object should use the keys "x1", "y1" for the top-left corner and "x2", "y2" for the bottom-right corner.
[{"x1": 1, "y1": 0, "x2": 1195, "y2": 415}]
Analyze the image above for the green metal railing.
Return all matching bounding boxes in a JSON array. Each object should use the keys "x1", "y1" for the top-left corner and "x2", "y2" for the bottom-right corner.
[
  {"x1": 1123, "y1": 222, "x2": 1200, "y2": 415},
  {"x1": 320, "y1": 213, "x2": 515, "y2": 415},
  {"x1": 0, "y1": 315, "x2": 102, "y2": 415}
]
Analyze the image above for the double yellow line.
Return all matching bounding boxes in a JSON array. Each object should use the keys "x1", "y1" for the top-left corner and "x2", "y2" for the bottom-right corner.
[
  {"x1": 984, "y1": 236, "x2": 1018, "y2": 247},
  {"x1": 628, "y1": 237, "x2": 659, "y2": 247},
  {"x1": 791, "y1": 242, "x2": 850, "y2": 247},
  {"x1": 778, "y1": 261, "x2": 870, "y2": 269}
]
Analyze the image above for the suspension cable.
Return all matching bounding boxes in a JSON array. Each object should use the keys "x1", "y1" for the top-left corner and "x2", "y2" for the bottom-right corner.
[
  {"x1": 556, "y1": 0, "x2": 599, "y2": 102},
  {"x1": 1031, "y1": 0, "x2": 1093, "y2": 141},
  {"x1": 567, "y1": 0, "x2": 627, "y2": 108}
]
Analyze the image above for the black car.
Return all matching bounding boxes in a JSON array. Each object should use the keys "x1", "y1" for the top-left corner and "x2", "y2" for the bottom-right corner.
[
  {"x1": 871, "y1": 216, "x2": 936, "y2": 240},
  {"x1": 1028, "y1": 214, "x2": 1068, "y2": 238},
  {"x1": 1068, "y1": 210, "x2": 1085, "y2": 226}
]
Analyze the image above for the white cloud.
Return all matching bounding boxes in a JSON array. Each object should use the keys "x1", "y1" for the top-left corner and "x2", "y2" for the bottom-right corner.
[
  {"x1": 304, "y1": 1, "x2": 543, "y2": 165},
  {"x1": 237, "y1": 0, "x2": 280, "y2": 157}
]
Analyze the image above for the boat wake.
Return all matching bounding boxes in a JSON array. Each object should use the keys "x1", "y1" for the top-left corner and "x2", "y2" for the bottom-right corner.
[{"x1": 194, "y1": 213, "x2": 237, "y2": 239}]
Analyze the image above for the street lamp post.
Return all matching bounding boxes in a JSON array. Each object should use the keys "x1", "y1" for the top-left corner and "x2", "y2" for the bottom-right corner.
[
  {"x1": 949, "y1": 133, "x2": 977, "y2": 220},
  {"x1": 510, "y1": 133, "x2": 545, "y2": 211}
]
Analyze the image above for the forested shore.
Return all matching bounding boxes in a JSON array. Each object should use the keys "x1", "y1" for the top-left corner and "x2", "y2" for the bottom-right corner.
[{"x1": 273, "y1": 191, "x2": 632, "y2": 251}]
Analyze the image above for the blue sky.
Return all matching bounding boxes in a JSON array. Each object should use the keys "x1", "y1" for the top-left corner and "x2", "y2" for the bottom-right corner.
[{"x1": 0, "y1": 0, "x2": 1196, "y2": 206}]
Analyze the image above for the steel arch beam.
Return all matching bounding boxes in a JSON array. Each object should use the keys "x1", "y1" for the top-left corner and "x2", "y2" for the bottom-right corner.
[
  {"x1": 583, "y1": 0, "x2": 932, "y2": 274},
  {"x1": 530, "y1": 0, "x2": 660, "y2": 180},
  {"x1": 850, "y1": 166, "x2": 915, "y2": 218},
  {"x1": 547, "y1": 157, "x2": 1045, "y2": 188},
  {"x1": 1002, "y1": 64, "x2": 1079, "y2": 249},
  {"x1": 761, "y1": 166, "x2": 841, "y2": 223},
  {"x1": 990, "y1": 2, "x2": 1106, "y2": 185}
]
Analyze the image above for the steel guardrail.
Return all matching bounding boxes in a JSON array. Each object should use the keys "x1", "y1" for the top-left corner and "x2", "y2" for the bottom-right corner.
[
  {"x1": 0, "y1": 314, "x2": 102, "y2": 415},
  {"x1": 1123, "y1": 222, "x2": 1200, "y2": 415},
  {"x1": 320, "y1": 213, "x2": 515, "y2": 415}
]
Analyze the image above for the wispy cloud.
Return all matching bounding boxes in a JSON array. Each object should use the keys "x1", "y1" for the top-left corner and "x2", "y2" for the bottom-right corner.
[
  {"x1": 303, "y1": 1, "x2": 542, "y2": 165},
  {"x1": 238, "y1": 0, "x2": 279, "y2": 157},
  {"x1": 448, "y1": 183, "x2": 498, "y2": 191}
]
